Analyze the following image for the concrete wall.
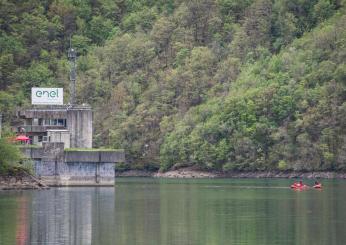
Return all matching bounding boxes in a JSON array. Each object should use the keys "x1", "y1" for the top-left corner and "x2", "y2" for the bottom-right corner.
[
  {"x1": 19, "y1": 107, "x2": 68, "y2": 119},
  {"x1": 67, "y1": 105, "x2": 92, "y2": 148},
  {"x1": 64, "y1": 151, "x2": 99, "y2": 162},
  {"x1": 34, "y1": 160, "x2": 115, "y2": 186},
  {"x1": 65, "y1": 150, "x2": 125, "y2": 163},
  {"x1": 100, "y1": 151, "x2": 126, "y2": 162},
  {"x1": 47, "y1": 130, "x2": 70, "y2": 148},
  {"x1": 25, "y1": 147, "x2": 44, "y2": 159},
  {"x1": 17, "y1": 105, "x2": 91, "y2": 148},
  {"x1": 20, "y1": 142, "x2": 64, "y2": 159},
  {"x1": 20, "y1": 144, "x2": 125, "y2": 186}
]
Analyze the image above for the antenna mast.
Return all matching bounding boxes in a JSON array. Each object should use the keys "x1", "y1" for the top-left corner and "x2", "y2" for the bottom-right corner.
[{"x1": 68, "y1": 37, "x2": 77, "y2": 105}]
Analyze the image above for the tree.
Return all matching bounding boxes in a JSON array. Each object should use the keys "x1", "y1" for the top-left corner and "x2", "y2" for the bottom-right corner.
[
  {"x1": 87, "y1": 15, "x2": 114, "y2": 44},
  {"x1": 230, "y1": 0, "x2": 272, "y2": 60},
  {"x1": 150, "y1": 16, "x2": 175, "y2": 66},
  {"x1": 0, "y1": 138, "x2": 22, "y2": 174}
]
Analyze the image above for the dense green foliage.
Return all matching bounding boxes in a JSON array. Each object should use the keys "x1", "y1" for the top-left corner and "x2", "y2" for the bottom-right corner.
[
  {"x1": 0, "y1": 138, "x2": 22, "y2": 174},
  {"x1": 0, "y1": 0, "x2": 345, "y2": 171}
]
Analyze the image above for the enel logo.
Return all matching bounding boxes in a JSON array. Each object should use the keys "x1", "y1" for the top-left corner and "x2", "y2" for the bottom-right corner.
[
  {"x1": 35, "y1": 89, "x2": 59, "y2": 98},
  {"x1": 32, "y1": 88, "x2": 63, "y2": 105}
]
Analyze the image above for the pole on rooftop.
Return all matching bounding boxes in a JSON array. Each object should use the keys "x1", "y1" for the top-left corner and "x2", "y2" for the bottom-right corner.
[{"x1": 68, "y1": 36, "x2": 77, "y2": 105}]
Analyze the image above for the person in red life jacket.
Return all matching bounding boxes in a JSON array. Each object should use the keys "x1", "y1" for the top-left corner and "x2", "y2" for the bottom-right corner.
[
  {"x1": 313, "y1": 181, "x2": 322, "y2": 188},
  {"x1": 291, "y1": 180, "x2": 302, "y2": 188},
  {"x1": 296, "y1": 180, "x2": 303, "y2": 187}
]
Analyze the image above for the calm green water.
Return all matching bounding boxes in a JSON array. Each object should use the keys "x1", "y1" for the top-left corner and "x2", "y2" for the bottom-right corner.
[{"x1": 0, "y1": 178, "x2": 346, "y2": 245}]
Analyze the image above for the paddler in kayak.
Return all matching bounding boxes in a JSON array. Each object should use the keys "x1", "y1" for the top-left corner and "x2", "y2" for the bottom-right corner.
[
  {"x1": 290, "y1": 180, "x2": 308, "y2": 189},
  {"x1": 296, "y1": 180, "x2": 303, "y2": 187},
  {"x1": 313, "y1": 181, "x2": 322, "y2": 189}
]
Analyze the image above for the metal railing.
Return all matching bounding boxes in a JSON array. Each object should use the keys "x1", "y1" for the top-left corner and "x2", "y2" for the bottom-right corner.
[{"x1": 15, "y1": 125, "x2": 67, "y2": 133}]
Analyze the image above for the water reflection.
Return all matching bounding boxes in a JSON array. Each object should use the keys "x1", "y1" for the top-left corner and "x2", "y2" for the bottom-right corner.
[
  {"x1": 16, "y1": 196, "x2": 29, "y2": 245},
  {"x1": 0, "y1": 179, "x2": 346, "y2": 245},
  {"x1": 28, "y1": 189, "x2": 89, "y2": 244}
]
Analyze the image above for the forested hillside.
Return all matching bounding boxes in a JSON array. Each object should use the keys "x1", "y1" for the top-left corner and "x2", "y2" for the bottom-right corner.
[{"x1": 1, "y1": 0, "x2": 345, "y2": 171}]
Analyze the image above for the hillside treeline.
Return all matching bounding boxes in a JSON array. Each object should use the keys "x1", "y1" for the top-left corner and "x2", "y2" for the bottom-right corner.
[{"x1": 1, "y1": 0, "x2": 345, "y2": 171}]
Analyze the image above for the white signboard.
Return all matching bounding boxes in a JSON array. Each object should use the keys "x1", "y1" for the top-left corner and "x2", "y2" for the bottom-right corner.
[{"x1": 31, "y1": 88, "x2": 63, "y2": 105}]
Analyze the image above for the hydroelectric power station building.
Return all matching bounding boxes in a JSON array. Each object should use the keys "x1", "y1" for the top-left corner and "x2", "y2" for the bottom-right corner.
[
  {"x1": 16, "y1": 104, "x2": 92, "y2": 149},
  {"x1": 14, "y1": 47, "x2": 125, "y2": 186}
]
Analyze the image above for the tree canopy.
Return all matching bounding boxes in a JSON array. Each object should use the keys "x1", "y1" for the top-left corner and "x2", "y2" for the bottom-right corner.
[{"x1": 1, "y1": 0, "x2": 345, "y2": 171}]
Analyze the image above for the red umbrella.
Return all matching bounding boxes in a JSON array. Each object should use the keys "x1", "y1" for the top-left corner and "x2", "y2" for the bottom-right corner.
[{"x1": 16, "y1": 135, "x2": 30, "y2": 141}]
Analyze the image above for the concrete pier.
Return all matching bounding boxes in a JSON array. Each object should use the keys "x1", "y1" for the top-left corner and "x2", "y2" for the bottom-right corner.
[
  {"x1": 15, "y1": 103, "x2": 123, "y2": 186},
  {"x1": 67, "y1": 105, "x2": 93, "y2": 148},
  {"x1": 21, "y1": 143, "x2": 125, "y2": 186}
]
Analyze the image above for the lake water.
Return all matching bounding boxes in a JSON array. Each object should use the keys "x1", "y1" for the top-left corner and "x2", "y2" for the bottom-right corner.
[{"x1": 0, "y1": 178, "x2": 346, "y2": 245}]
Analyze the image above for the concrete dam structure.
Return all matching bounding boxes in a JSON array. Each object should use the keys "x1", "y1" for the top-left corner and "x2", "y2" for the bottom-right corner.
[
  {"x1": 21, "y1": 143, "x2": 125, "y2": 186},
  {"x1": 15, "y1": 105, "x2": 125, "y2": 186},
  {"x1": 12, "y1": 46, "x2": 125, "y2": 186},
  {"x1": 16, "y1": 105, "x2": 93, "y2": 149}
]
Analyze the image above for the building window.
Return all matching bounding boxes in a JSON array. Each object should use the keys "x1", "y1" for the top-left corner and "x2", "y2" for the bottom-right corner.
[
  {"x1": 38, "y1": 135, "x2": 43, "y2": 142},
  {"x1": 58, "y1": 119, "x2": 64, "y2": 126},
  {"x1": 43, "y1": 119, "x2": 66, "y2": 126}
]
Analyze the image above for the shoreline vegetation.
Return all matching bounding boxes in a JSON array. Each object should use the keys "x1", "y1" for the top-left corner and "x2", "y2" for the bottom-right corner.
[{"x1": 0, "y1": 138, "x2": 46, "y2": 190}]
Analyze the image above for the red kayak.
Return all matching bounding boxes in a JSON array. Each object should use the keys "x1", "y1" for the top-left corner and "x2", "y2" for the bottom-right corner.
[
  {"x1": 313, "y1": 183, "x2": 322, "y2": 189},
  {"x1": 290, "y1": 183, "x2": 309, "y2": 190}
]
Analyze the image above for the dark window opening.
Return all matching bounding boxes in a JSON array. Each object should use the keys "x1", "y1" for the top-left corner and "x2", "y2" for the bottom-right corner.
[{"x1": 43, "y1": 119, "x2": 66, "y2": 126}]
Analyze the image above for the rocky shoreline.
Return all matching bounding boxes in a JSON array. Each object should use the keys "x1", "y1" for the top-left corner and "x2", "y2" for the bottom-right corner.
[
  {"x1": 0, "y1": 171, "x2": 49, "y2": 190},
  {"x1": 115, "y1": 168, "x2": 346, "y2": 179}
]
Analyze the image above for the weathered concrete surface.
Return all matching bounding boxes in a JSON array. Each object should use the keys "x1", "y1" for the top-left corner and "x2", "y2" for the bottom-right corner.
[
  {"x1": 18, "y1": 105, "x2": 93, "y2": 149},
  {"x1": 20, "y1": 144, "x2": 125, "y2": 186},
  {"x1": 18, "y1": 106, "x2": 68, "y2": 119},
  {"x1": 64, "y1": 150, "x2": 125, "y2": 163},
  {"x1": 100, "y1": 151, "x2": 125, "y2": 162},
  {"x1": 47, "y1": 130, "x2": 70, "y2": 148},
  {"x1": 34, "y1": 161, "x2": 116, "y2": 186},
  {"x1": 14, "y1": 125, "x2": 66, "y2": 133},
  {"x1": 20, "y1": 142, "x2": 65, "y2": 160},
  {"x1": 41, "y1": 142, "x2": 65, "y2": 160},
  {"x1": 40, "y1": 176, "x2": 115, "y2": 186},
  {"x1": 20, "y1": 147, "x2": 44, "y2": 159},
  {"x1": 33, "y1": 159, "x2": 118, "y2": 186},
  {"x1": 67, "y1": 105, "x2": 92, "y2": 148},
  {"x1": 64, "y1": 151, "x2": 99, "y2": 162}
]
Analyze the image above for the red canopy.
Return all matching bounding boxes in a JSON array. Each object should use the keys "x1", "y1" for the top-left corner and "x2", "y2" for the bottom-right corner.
[{"x1": 16, "y1": 135, "x2": 30, "y2": 141}]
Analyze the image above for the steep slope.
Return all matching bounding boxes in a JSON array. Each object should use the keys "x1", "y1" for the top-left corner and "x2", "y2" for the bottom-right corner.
[
  {"x1": 1, "y1": 0, "x2": 345, "y2": 172},
  {"x1": 161, "y1": 11, "x2": 346, "y2": 171}
]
